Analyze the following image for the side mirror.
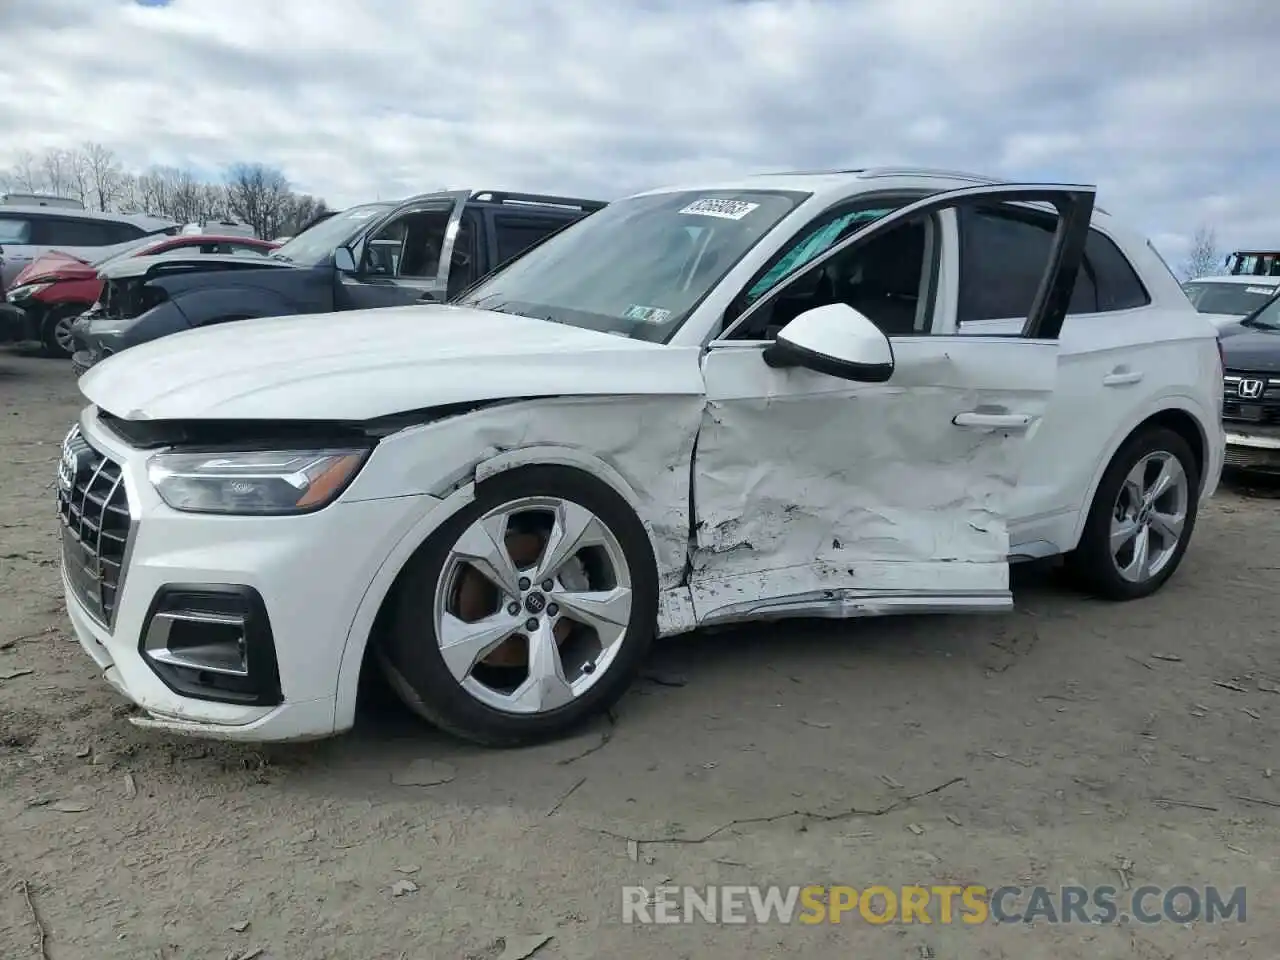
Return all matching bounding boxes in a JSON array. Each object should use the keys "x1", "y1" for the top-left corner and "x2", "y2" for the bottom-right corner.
[
  {"x1": 333, "y1": 246, "x2": 357, "y2": 274},
  {"x1": 762, "y1": 303, "x2": 894, "y2": 382}
]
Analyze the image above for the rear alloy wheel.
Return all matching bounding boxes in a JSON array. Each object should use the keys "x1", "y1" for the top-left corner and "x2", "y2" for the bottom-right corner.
[
  {"x1": 380, "y1": 466, "x2": 657, "y2": 746},
  {"x1": 41, "y1": 305, "x2": 84, "y2": 359},
  {"x1": 1065, "y1": 427, "x2": 1199, "y2": 601}
]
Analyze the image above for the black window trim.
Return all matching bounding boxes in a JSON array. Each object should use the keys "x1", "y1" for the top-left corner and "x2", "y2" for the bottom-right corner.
[
  {"x1": 957, "y1": 203, "x2": 1150, "y2": 325},
  {"x1": 717, "y1": 185, "x2": 1095, "y2": 344}
]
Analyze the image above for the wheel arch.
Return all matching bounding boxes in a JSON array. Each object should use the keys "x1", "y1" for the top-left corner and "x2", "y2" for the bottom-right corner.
[
  {"x1": 1067, "y1": 395, "x2": 1211, "y2": 549},
  {"x1": 331, "y1": 446, "x2": 667, "y2": 733}
]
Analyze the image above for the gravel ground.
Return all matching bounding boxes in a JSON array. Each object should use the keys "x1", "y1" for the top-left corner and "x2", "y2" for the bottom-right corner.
[{"x1": 2, "y1": 346, "x2": 1278, "y2": 960}]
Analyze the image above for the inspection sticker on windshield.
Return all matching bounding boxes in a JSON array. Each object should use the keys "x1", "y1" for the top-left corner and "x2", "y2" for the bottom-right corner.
[
  {"x1": 679, "y1": 198, "x2": 760, "y2": 220},
  {"x1": 1246, "y1": 286, "x2": 1275, "y2": 295},
  {"x1": 623, "y1": 304, "x2": 672, "y2": 324}
]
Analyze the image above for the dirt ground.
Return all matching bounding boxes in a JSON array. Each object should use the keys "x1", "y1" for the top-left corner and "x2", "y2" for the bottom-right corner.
[{"x1": 1, "y1": 347, "x2": 1277, "y2": 960}]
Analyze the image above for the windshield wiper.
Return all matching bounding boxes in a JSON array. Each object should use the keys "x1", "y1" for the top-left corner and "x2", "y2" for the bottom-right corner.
[{"x1": 269, "y1": 252, "x2": 294, "y2": 263}]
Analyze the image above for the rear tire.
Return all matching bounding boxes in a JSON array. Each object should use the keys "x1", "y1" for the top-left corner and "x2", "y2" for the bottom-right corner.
[
  {"x1": 379, "y1": 465, "x2": 658, "y2": 747},
  {"x1": 41, "y1": 304, "x2": 85, "y2": 359},
  {"x1": 1065, "y1": 427, "x2": 1200, "y2": 601}
]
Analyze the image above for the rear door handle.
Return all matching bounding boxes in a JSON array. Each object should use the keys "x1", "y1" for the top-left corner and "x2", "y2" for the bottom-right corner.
[
  {"x1": 952, "y1": 412, "x2": 1034, "y2": 430},
  {"x1": 1103, "y1": 369, "x2": 1143, "y2": 387}
]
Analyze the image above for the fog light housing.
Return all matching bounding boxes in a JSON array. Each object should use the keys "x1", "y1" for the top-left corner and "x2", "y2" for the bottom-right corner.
[{"x1": 141, "y1": 585, "x2": 282, "y2": 706}]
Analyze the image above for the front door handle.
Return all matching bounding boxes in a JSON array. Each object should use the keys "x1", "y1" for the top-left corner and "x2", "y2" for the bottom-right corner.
[
  {"x1": 1103, "y1": 368, "x2": 1143, "y2": 387},
  {"x1": 953, "y1": 412, "x2": 1034, "y2": 430}
]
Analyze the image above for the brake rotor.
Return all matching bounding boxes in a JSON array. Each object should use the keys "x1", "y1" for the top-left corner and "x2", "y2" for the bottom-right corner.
[{"x1": 456, "y1": 531, "x2": 577, "y2": 668}]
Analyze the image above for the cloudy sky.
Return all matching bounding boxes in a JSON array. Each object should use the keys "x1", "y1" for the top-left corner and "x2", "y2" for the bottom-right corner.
[{"x1": 0, "y1": 0, "x2": 1275, "y2": 266}]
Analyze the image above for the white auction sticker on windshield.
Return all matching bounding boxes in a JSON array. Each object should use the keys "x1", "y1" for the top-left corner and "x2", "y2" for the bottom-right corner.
[
  {"x1": 678, "y1": 198, "x2": 760, "y2": 220},
  {"x1": 1246, "y1": 286, "x2": 1275, "y2": 295},
  {"x1": 623, "y1": 304, "x2": 672, "y2": 324}
]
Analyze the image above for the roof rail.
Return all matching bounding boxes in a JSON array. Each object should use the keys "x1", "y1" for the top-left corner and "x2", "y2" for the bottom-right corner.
[
  {"x1": 857, "y1": 167, "x2": 1008, "y2": 183},
  {"x1": 747, "y1": 168, "x2": 866, "y2": 177},
  {"x1": 470, "y1": 191, "x2": 607, "y2": 213}
]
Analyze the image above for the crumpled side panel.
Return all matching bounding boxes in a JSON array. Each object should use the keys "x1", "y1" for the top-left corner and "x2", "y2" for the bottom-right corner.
[
  {"x1": 366, "y1": 395, "x2": 703, "y2": 590},
  {"x1": 689, "y1": 338, "x2": 1056, "y2": 596},
  {"x1": 693, "y1": 387, "x2": 1015, "y2": 572}
]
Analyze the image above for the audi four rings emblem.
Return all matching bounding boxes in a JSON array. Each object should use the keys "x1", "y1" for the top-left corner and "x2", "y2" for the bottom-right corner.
[{"x1": 1238, "y1": 378, "x2": 1264, "y2": 400}]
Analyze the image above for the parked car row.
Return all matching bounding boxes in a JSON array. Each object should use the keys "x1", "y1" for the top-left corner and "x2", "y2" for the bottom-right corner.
[
  {"x1": 4, "y1": 232, "x2": 278, "y2": 356},
  {"x1": 0, "y1": 203, "x2": 179, "y2": 287},
  {"x1": 67, "y1": 189, "x2": 605, "y2": 375},
  {"x1": 53, "y1": 166, "x2": 1240, "y2": 750}
]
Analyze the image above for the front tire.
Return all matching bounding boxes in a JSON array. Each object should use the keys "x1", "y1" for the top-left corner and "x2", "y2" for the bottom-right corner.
[
  {"x1": 42, "y1": 304, "x2": 85, "y2": 359},
  {"x1": 1065, "y1": 427, "x2": 1200, "y2": 601},
  {"x1": 379, "y1": 465, "x2": 658, "y2": 747}
]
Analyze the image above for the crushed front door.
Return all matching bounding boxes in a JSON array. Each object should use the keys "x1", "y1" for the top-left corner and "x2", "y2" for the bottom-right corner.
[{"x1": 688, "y1": 183, "x2": 1095, "y2": 625}]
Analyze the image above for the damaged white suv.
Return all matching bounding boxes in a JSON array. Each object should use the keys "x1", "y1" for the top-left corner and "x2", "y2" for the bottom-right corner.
[{"x1": 64, "y1": 168, "x2": 1224, "y2": 745}]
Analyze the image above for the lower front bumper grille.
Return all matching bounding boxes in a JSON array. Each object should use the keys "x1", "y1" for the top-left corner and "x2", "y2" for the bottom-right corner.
[
  {"x1": 1224, "y1": 444, "x2": 1280, "y2": 472},
  {"x1": 57, "y1": 427, "x2": 133, "y2": 628}
]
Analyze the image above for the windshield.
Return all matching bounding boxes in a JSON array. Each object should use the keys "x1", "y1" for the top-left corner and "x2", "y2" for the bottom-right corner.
[
  {"x1": 455, "y1": 189, "x2": 810, "y2": 342},
  {"x1": 1227, "y1": 252, "x2": 1280, "y2": 276},
  {"x1": 270, "y1": 203, "x2": 393, "y2": 265},
  {"x1": 1183, "y1": 281, "x2": 1278, "y2": 316},
  {"x1": 91, "y1": 236, "x2": 162, "y2": 267},
  {"x1": 1241, "y1": 289, "x2": 1280, "y2": 331}
]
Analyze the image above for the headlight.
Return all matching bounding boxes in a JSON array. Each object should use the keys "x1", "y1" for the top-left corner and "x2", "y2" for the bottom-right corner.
[
  {"x1": 8, "y1": 282, "x2": 51, "y2": 301},
  {"x1": 146, "y1": 448, "x2": 370, "y2": 515}
]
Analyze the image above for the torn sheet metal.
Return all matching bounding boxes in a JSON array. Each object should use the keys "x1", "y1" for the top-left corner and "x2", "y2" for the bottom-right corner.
[
  {"x1": 688, "y1": 337, "x2": 1057, "y2": 621},
  {"x1": 361, "y1": 395, "x2": 703, "y2": 593}
]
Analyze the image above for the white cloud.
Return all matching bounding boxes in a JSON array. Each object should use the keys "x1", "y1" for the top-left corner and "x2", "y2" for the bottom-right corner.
[{"x1": 0, "y1": 0, "x2": 1276, "y2": 266}]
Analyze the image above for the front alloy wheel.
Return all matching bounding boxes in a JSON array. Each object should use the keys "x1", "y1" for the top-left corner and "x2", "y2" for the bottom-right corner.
[{"x1": 380, "y1": 466, "x2": 657, "y2": 746}]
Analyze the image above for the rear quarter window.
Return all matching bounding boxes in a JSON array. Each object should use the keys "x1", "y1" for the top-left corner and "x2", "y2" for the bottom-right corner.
[
  {"x1": 0, "y1": 216, "x2": 32, "y2": 243},
  {"x1": 957, "y1": 206, "x2": 1150, "y2": 321},
  {"x1": 492, "y1": 215, "x2": 576, "y2": 266},
  {"x1": 33, "y1": 217, "x2": 143, "y2": 247}
]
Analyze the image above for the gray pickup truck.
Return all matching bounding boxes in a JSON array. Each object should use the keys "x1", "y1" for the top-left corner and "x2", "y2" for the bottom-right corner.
[{"x1": 71, "y1": 189, "x2": 606, "y2": 375}]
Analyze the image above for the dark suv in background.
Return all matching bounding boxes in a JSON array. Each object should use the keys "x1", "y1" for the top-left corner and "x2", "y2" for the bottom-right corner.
[
  {"x1": 1218, "y1": 287, "x2": 1280, "y2": 473},
  {"x1": 71, "y1": 190, "x2": 606, "y2": 374}
]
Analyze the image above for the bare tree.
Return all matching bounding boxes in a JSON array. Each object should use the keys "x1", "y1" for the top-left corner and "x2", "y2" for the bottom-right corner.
[
  {"x1": 1181, "y1": 225, "x2": 1221, "y2": 280},
  {"x1": 67, "y1": 150, "x2": 92, "y2": 206},
  {"x1": 83, "y1": 142, "x2": 124, "y2": 211},
  {"x1": 225, "y1": 162, "x2": 291, "y2": 239},
  {"x1": 277, "y1": 193, "x2": 329, "y2": 237},
  {"x1": 1, "y1": 146, "x2": 326, "y2": 234},
  {"x1": 7, "y1": 151, "x2": 44, "y2": 193},
  {"x1": 115, "y1": 172, "x2": 142, "y2": 213},
  {"x1": 41, "y1": 148, "x2": 73, "y2": 199}
]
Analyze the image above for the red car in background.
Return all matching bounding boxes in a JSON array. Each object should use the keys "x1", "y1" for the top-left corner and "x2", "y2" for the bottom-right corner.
[{"x1": 2, "y1": 233, "x2": 277, "y2": 357}]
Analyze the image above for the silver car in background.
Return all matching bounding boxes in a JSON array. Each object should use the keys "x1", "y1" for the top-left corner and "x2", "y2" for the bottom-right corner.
[
  {"x1": 1182, "y1": 275, "x2": 1280, "y2": 327},
  {"x1": 0, "y1": 205, "x2": 177, "y2": 287}
]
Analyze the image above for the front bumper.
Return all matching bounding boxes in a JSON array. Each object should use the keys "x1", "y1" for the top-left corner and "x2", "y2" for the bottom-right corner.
[
  {"x1": 61, "y1": 410, "x2": 441, "y2": 741},
  {"x1": 1224, "y1": 429, "x2": 1280, "y2": 473}
]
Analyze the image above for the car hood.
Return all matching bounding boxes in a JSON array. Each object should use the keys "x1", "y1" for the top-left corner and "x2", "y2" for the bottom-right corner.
[
  {"x1": 100, "y1": 252, "x2": 298, "y2": 280},
  {"x1": 13, "y1": 252, "x2": 93, "y2": 286},
  {"x1": 1218, "y1": 322, "x2": 1280, "y2": 372},
  {"x1": 1199, "y1": 312, "x2": 1246, "y2": 330},
  {"x1": 78, "y1": 304, "x2": 706, "y2": 421}
]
